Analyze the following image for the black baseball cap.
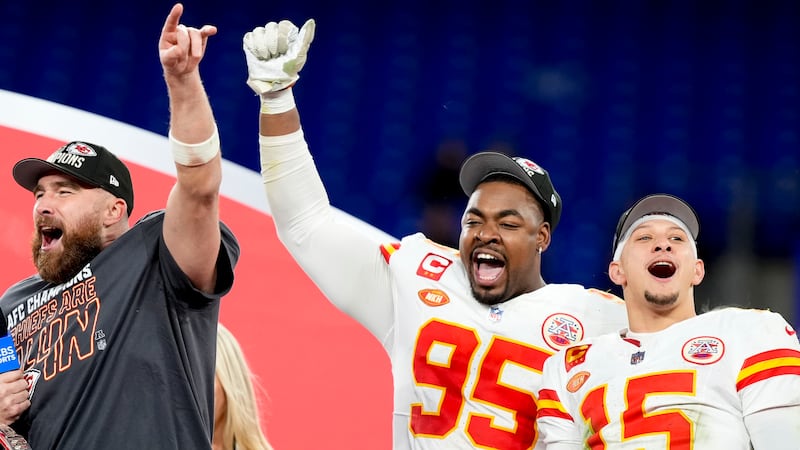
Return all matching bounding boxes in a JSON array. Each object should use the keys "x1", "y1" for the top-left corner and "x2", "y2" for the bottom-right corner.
[
  {"x1": 13, "y1": 141, "x2": 134, "y2": 216},
  {"x1": 459, "y1": 151, "x2": 562, "y2": 230},
  {"x1": 612, "y1": 194, "x2": 699, "y2": 257}
]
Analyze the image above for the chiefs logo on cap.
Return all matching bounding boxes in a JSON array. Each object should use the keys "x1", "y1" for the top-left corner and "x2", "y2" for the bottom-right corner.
[
  {"x1": 514, "y1": 157, "x2": 545, "y2": 176},
  {"x1": 65, "y1": 142, "x2": 98, "y2": 156}
]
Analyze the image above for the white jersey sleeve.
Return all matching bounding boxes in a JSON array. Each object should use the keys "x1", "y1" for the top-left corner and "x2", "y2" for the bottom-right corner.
[
  {"x1": 744, "y1": 404, "x2": 800, "y2": 450},
  {"x1": 737, "y1": 311, "x2": 800, "y2": 449},
  {"x1": 260, "y1": 129, "x2": 396, "y2": 341},
  {"x1": 537, "y1": 307, "x2": 800, "y2": 450}
]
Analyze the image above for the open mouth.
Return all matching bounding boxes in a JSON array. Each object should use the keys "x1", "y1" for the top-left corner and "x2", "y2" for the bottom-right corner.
[
  {"x1": 648, "y1": 261, "x2": 676, "y2": 278},
  {"x1": 473, "y1": 252, "x2": 505, "y2": 283},
  {"x1": 40, "y1": 226, "x2": 63, "y2": 250}
]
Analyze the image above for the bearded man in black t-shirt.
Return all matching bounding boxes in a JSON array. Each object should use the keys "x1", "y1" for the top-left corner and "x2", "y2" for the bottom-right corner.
[{"x1": 0, "y1": 4, "x2": 239, "y2": 449}]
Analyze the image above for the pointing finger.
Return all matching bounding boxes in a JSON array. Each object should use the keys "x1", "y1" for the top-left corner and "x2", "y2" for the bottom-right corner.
[{"x1": 162, "y1": 3, "x2": 184, "y2": 35}]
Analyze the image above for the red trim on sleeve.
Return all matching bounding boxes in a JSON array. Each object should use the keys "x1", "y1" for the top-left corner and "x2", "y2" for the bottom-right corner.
[
  {"x1": 736, "y1": 348, "x2": 800, "y2": 391},
  {"x1": 537, "y1": 389, "x2": 573, "y2": 421},
  {"x1": 379, "y1": 243, "x2": 401, "y2": 263}
]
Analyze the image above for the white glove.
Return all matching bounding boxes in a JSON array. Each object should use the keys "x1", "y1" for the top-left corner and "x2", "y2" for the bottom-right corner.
[{"x1": 244, "y1": 19, "x2": 315, "y2": 95}]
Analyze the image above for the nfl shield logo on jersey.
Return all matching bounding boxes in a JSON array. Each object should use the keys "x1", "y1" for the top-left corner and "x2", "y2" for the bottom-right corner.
[
  {"x1": 489, "y1": 306, "x2": 504, "y2": 322},
  {"x1": 630, "y1": 351, "x2": 645, "y2": 365}
]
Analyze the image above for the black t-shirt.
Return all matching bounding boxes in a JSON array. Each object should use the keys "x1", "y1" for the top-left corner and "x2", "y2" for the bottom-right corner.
[{"x1": 0, "y1": 210, "x2": 239, "y2": 449}]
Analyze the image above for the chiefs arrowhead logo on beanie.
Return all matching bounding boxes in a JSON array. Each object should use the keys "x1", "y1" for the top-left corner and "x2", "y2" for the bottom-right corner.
[{"x1": 12, "y1": 141, "x2": 134, "y2": 216}]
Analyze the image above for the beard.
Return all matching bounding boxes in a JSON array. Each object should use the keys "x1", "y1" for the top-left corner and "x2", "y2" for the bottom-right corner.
[
  {"x1": 469, "y1": 279, "x2": 511, "y2": 306},
  {"x1": 472, "y1": 288, "x2": 506, "y2": 306},
  {"x1": 31, "y1": 216, "x2": 103, "y2": 285},
  {"x1": 644, "y1": 290, "x2": 679, "y2": 307}
]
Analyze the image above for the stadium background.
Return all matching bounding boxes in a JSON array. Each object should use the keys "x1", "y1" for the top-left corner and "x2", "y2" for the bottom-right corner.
[{"x1": 1, "y1": 0, "x2": 798, "y2": 448}]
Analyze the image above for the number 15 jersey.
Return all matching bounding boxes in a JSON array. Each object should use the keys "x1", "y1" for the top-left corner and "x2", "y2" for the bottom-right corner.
[{"x1": 537, "y1": 307, "x2": 800, "y2": 449}]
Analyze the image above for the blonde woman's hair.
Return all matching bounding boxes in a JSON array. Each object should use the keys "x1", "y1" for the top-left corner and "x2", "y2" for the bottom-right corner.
[{"x1": 216, "y1": 323, "x2": 274, "y2": 450}]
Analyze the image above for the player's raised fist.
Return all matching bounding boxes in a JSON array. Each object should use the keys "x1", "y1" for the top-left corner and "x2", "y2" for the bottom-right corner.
[{"x1": 243, "y1": 18, "x2": 315, "y2": 94}]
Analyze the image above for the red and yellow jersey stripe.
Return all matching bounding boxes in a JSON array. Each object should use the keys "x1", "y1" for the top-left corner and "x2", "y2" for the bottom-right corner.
[
  {"x1": 537, "y1": 388, "x2": 573, "y2": 421},
  {"x1": 736, "y1": 348, "x2": 800, "y2": 391},
  {"x1": 379, "y1": 242, "x2": 401, "y2": 263}
]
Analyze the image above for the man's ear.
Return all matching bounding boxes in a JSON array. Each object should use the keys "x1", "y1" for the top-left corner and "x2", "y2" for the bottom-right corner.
[
  {"x1": 104, "y1": 198, "x2": 127, "y2": 226},
  {"x1": 691, "y1": 259, "x2": 706, "y2": 286},
  {"x1": 608, "y1": 260, "x2": 626, "y2": 287},
  {"x1": 537, "y1": 221, "x2": 551, "y2": 252}
]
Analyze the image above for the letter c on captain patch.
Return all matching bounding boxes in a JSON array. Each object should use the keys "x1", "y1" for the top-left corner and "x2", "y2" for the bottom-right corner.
[{"x1": 416, "y1": 253, "x2": 452, "y2": 281}]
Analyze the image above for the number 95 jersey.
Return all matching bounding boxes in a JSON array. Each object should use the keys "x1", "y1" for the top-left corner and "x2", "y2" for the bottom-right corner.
[{"x1": 383, "y1": 233, "x2": 628, "y2": 450}]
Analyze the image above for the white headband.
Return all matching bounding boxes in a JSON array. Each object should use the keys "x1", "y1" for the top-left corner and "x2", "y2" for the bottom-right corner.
[{"x1": 612, "y1": 214, "x2": 697, "y2": 261}]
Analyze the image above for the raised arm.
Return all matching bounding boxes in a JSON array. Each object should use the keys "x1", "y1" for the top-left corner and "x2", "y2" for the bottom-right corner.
[
  {"x1": 243, "y1": 21, "x2": 395, "y2": 339},
  {"x1": 158, "y1": 3, "x2": 222, "y2": 293}
]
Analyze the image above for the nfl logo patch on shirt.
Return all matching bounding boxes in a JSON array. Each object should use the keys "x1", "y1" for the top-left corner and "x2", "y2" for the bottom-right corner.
[{"x1": 630, "y1": 351, "x2": 645, "y2": 365}]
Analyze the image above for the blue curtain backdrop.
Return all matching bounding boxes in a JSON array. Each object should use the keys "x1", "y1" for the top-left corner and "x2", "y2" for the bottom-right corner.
[{"x1": 2, "y1": 0, "x2": 798, "y2": 322}]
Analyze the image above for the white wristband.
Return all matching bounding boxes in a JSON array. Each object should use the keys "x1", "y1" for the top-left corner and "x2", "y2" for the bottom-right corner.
[
  {"x1": 169, "y1": 125, "x2": 221, "y2": 166},
  {"x1": 260, "y1": 88, "x2": 296, "y2": 115}
]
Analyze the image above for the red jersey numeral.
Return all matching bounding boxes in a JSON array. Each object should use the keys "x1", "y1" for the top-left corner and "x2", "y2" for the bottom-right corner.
[
  {"x1": 411, "y1": 319, "x2": 551, "y2": 449},
  {"x1": 581, "y1": 371, "x2": 696, "y2": 449}
]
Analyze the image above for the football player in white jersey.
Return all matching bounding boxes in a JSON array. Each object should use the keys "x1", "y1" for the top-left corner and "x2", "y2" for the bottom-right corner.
[
  {"x1": 537, "y1": 194, "x2": 800, "y2": 449},
  {"x1": 242, "y1": 20, "x2": 627, "y2": 449}
]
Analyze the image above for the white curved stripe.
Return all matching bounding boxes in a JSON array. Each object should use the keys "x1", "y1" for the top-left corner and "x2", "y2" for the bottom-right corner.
[{"x1": 0, "y1": 89, "x2": 396, "y2": 241}]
